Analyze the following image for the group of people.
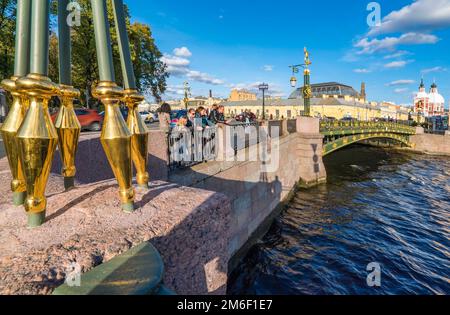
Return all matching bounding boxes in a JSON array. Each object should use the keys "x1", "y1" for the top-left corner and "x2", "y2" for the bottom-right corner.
[{"x1": 158, "y1": 103, "x2": 229, "y2": 131}]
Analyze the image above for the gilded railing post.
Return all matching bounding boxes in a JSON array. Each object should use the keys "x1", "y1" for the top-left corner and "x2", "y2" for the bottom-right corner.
[
  {"x1": 16, "y1": 0, "x2": 58, "y2": 228},
  {"x1": 55, "y1": 0, "x2": 81, "y2": 190},
  {"x1": 123, "y1": 90, "x2": 149, "y2": 188},
  {"x1": 55, "y1": 85, "x2": 81, "y2": 190},
  {"x1": 112, "y1": 0, "x2": 149, "y2": 189},
  {"x1": 0, "y1": 0, "x2": 31, "y2": 206},
  {"x1": 91, "y1": 0, "x2": 135, "y2": 212}
]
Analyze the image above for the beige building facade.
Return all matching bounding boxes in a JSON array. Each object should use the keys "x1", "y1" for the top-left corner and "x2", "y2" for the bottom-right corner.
[
  {"x1": 220, "y1": 95, "x2": 417, "y2": 122},
  {"x1": 229, "y1": 89, "x2": 257, "y2": 102}
]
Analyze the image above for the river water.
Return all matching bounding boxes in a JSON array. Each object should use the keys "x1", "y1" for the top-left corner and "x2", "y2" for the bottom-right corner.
[{"x1": 228, "y1": 145, "x2": 450, "y2": 295}]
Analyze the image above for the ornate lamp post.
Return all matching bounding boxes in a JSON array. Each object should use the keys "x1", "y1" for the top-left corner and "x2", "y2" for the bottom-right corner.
[
  {"x1": 16, "y1": 0, "x2": 59, "y2": 227},
  {"x1": 0, "y1": 0, "x2": 31, "y2": 206},
  {"x1": 289, "y1": 47, "x2": 312, "y2": 117},
  {"x1": 55, "y1": 0, "x2": 81, "y2": 191},
  {"x1": 91, "y1": 0, "x2": 135, "y2": 213},
  {"x1": 183, "y1": 81, "x2": 191, "y2": 110},
  {"x1": 112, "y1": 0, "x2": 150, "y2": 189},
  {"x1": 258, "y1": 83, "x2": 269, "y2": 120}
]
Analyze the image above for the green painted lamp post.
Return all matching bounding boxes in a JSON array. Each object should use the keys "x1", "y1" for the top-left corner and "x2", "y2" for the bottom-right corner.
[
  {"x1": 58, "y1": 0, "x2": 71, "y2": 86},
  {"x1": 289, "y1": 47, "x2": 312, "y2": 117},
  {"x1": 55, "y1": 0, "x2": 82, "y2": 191},
  {"x1": 112, "y1": 0, "x2": 150, "y2": 190},
  {"x1": 16, "y1": 0, "x2": 59, "y2": 227},
  {"x1": 14, "y1": 0, "x2": 31, "y2": 78},
  {"x1": 258, "y1": 83, "x2": 269, "y2": 120},
  {"x1": 183, "y1": 81, "x2": 191, "y2": 110},
  {"x1": 0, "y1": 0, "x2": 31, "y2": 206},
  {"x1": 91, "y1": 0, "x2": 135, "y2": 213}
]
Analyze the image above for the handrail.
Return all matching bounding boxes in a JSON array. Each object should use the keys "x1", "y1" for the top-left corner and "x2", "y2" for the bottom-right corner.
[{"x1": 319, "y1": 121, "x2": 416, "y2": 135}]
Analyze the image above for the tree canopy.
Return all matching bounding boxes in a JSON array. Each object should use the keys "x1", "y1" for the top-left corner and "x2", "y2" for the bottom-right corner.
[{"x1": 1, "y1": 0, "x2": 168, "y2": 107}]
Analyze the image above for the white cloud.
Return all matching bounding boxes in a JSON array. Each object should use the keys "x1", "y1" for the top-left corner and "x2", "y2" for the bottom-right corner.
[
  {"x1": 355, "y1": 33, "x2": 439, "y2": 55},
  {"x1": 384, "y1": 59, "x2": 414, "y2": 69},
  {"x1": 383, "y1": 50, "x2": 411, "y2": 59},
  {"x1": 368, "y1": 0, "x2": 450, "y2": 36},
  {"x1": 421, "y1": 66, "x2": 447, "y2": 74},
  {"x1": 173, "y1": 47, "x2": 192, "y2": 58},
  {"x1": 353, "y1": 68, "x2": 371, "y2": 73},
  {"x1": 165, "y1": 85, "x2": 185, "y2": 96},
  {"x1": 386, "y1": 80, "x2": 415, "y2": 86},
  {"x1": 162, "y1": 47, "x2": 224, "y2": 86},
  {"x1": 394, "y1": 88, "x2": 409, "y2": 94},
  {"x1": 228, "y1": 82, "x2": 285, "y2": 98},
  {"x1": 186, "y1": 71, "x2": 224, "y2": 85},
  {"x1": 263, "y1": 65, "x2": 274, "y2": 72}
]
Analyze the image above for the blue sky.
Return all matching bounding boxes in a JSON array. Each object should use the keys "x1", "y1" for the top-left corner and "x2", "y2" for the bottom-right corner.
[{"x1": 127, "y1": 0, "x2": 450, "y2": 107}]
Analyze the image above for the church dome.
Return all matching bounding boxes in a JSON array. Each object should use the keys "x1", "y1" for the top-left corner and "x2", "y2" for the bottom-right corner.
[
  {"x1": 415, "y1": 91, "x2": 428, "y2": 99},
  {"x1": 428, "y1": 90, "x2": 445, "y2": 104}
]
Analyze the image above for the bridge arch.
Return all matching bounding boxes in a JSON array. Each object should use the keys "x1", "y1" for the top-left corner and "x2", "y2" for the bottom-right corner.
[{"x1": 322, "y1": 133, "x2": 411, "y2": 156}]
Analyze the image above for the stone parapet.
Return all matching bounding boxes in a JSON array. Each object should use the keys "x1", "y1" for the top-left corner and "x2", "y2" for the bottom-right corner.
[{"x1": 0, "y1": 169, "x2": 231, "y2": 295}]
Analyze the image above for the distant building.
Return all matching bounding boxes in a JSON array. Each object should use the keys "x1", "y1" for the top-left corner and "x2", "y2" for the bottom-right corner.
[
  {"x1": 229, "y1": 89, "x2": 257, "y2": 102},
  {"x1": 289, "y1": 82, "x2": 363, "y2": 99},
  {"x1": 414, "y1": 79, "x2": 445, "y2": 117}
]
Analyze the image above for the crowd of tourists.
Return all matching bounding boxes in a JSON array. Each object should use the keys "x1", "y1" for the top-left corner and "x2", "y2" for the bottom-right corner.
[{"x1": 157, "y1": 103, "x2": 240, "y2": 132}]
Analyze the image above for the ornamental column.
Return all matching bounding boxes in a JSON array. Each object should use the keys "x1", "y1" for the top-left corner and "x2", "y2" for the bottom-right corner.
[
  {"x1": 55, "y1": 0, "x2": 82, "y2": 190},
  {"x1": 91, "y1": 0, "x2": 135, "y2": 212},
  {"x1": 112, "y1": 0, "x2": 150, "y2": 189},
  {"x1": 0, "y1": 0, "x2": 31, "y2": 206},
  {"x1": 16, "y1": 0, "x2": 59, "y2": 227}
]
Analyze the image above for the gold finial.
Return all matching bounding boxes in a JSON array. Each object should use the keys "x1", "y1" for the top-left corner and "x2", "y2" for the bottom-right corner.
[{"x1": 304, "y1": 47, "x2": 311, "y2": 67}]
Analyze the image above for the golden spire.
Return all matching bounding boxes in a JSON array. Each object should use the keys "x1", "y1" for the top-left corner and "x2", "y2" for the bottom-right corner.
[{"x1": 304, "y1": 47, "x2": 311, "y2": 67}]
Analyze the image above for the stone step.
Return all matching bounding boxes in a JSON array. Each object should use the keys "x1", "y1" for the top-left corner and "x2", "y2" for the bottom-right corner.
[{"x1": 53, "y1": 242, "x2": 170, "y2": 295}]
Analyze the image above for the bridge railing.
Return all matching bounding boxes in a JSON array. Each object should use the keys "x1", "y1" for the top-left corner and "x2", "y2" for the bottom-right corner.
[{"x1": 319, "y1": 121, "x2": 416, "y2": 135}]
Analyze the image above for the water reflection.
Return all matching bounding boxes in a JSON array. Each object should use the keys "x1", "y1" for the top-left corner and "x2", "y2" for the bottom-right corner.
[{"x1": 228, "y1": 145, "x2": 450, "y2": 295}]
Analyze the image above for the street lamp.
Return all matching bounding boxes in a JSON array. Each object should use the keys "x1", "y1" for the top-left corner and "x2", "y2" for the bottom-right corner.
[
  {"x1": 289, "y1": 47, "x2": 312, "y2": 117},
  {"x1": 259, "y1": 83, "x2": 269, "y2": 120},
  {"x1": 183, "y1": 81, "x2": 191, "y2": 110}
]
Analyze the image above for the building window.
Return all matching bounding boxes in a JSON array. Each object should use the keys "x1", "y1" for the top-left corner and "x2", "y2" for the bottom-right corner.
[{"x1": 287, "y1": 110, "x2": 292, "y2": 118}]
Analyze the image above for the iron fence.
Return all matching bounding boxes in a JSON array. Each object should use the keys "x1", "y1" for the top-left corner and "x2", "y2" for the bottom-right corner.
[{"x1": 168, "y1": 126, "x2": 218, "y2": 171}]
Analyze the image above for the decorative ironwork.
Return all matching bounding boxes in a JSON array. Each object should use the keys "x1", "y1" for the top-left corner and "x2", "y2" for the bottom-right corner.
[
  {"x1": 320, "y1": 121, "x2": 416, "y2": 156},
  {"x1": 168, "y1": 126, "x2": 218, "y2": 171}
]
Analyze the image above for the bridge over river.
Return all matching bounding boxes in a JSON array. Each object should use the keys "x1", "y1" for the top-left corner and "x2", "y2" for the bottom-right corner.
[{"x1": 319, "y1": 121, "x2": 417, "y2": 156}]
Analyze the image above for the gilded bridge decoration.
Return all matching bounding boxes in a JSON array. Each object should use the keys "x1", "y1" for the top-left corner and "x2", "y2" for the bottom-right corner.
[
  {"x1": 320, "y1": 121, "x2": 416, "y2": 156},
  {"x1": 0, "y1": 0, "x2": 149, "y2": 227}
]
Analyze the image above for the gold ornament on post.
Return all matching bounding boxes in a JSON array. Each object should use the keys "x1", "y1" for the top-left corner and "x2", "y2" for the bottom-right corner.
[
  {"x1": 123, "y1": 90, "x2": 149, "y2": 189},
  {"x1": 92, "y1": 82, "x2": 135, "y2": 212},
  {"x1": 0, "y1": 0, "x2": 32, "y2": 206},
  {"x1": 91, "y1": 0, "x2": 135, "y2": 212},
  {"x1": 0, "y1": 77, "x2": 28, "y2": 205},
  {"x1": 55, "y1": 0, "x2": 81, "y2": 191},
  {"x1": 54, "y1": 85, "x2": 81, "y2": 190},
  {"x1": 15, "y1": 0, "x2": 59, "y2": 228},
  {"x1": 16, "y1": 74, "x2": 59, "y2": 227}
]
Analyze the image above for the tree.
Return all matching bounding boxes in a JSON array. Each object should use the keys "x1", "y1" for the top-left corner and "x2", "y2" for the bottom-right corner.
[
  {"x1": 1, "y1": 1, "x2": 168, "y2": 107},
  {"x1": 49, "y1": 0, "x2": 168, "y2": 107},
  {"x1": 0, "y1": 0, "x2": 16, "y2": 82}
]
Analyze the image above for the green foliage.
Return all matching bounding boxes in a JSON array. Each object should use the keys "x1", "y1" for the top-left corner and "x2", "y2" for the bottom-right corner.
[
  {"x1": 2, "y1": 0, "x2": 168, "y2": 108},
  {"x1": 0, "y1": 0, "x2": 16, "y2": 81}
]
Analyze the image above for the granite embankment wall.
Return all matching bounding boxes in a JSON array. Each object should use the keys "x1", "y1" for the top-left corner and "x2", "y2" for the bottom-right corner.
[{"x1": 409, "y1": 130, "x2": 450, "y2": 156}]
